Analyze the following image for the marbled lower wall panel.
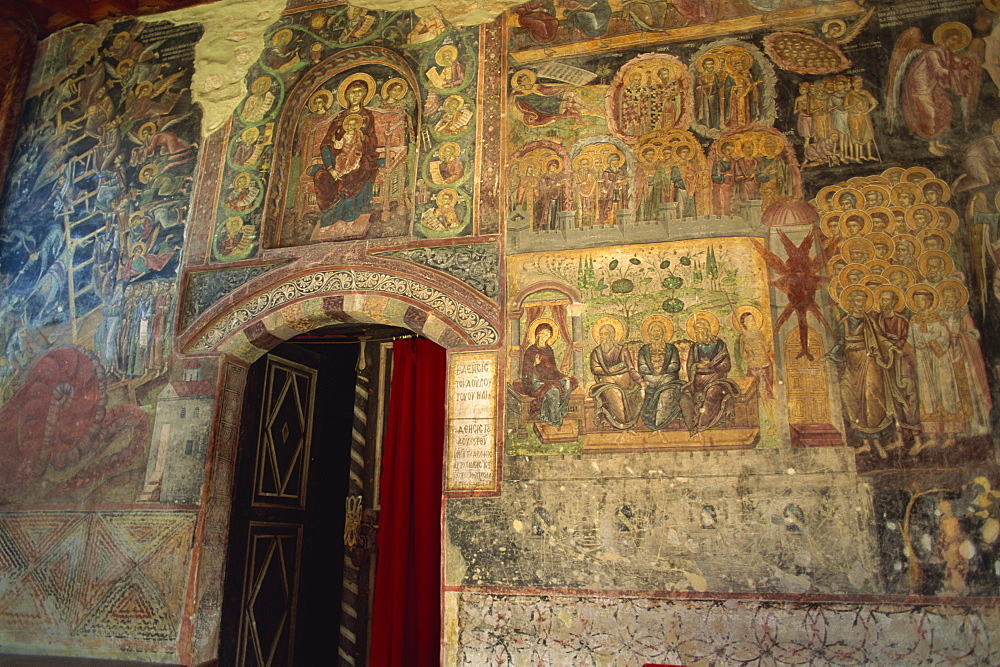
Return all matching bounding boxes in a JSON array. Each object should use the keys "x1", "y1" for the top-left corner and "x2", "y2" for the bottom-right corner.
[{"x1": 448, "y1": 592, "x2": 1000, "y2": 666}]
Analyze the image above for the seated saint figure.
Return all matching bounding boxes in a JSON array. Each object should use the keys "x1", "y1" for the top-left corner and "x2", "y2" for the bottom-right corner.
[
  {"x1": 588, "y1": 321, "x2": 641, "y2": 429},
  {"x1": 680, "y1": 313, "x2": 740, "y2": 435},
  {"x1": 637, "y1": 318, "x2": 684, "y2": 430},
  {"x1": 521, "y1": 323, "x2": 579, "y2": 427}
]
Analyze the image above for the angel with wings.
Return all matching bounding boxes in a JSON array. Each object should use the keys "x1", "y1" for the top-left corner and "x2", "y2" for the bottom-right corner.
[{"x1": 886, "y1": 22, "x2": 983, "y2": 157}]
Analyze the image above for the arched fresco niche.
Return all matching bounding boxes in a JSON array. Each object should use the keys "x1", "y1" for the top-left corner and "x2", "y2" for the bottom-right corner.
[{"x1": 263, "y1": 47, "x2": 420, "y2": 249}]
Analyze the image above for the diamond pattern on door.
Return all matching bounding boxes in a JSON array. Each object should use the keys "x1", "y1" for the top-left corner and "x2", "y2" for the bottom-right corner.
[
  {"x1": 237, "y1": 523, "x2": 302, "y2": 667},
  {"x1": 253, "y1": 357, "x2": 316, "y2": 509}
]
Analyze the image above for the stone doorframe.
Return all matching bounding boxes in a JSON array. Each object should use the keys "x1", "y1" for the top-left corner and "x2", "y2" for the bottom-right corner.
[{"x1": 174, "y1": 266, "x2": 500, "y2": 663}]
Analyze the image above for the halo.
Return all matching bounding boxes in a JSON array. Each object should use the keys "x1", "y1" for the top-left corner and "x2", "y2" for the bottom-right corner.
[
  {"x1": 826, "y1": 255, "x2": 848, "y2": 277},
  {"x1": 434, "y1": 188, "x2": 460, "y2": 206},
  {"x1": 685, "y1": 311, "x2": 720, "y2": 340},
  {"x1": 890, "y1": 183, "x2": 922, "y2": 207},
  {"x1": 933, "y1": 22, "x2": 972, "y2": 51},
  {"x1": 733, "y1": 133, "x2": 759, "y2": 158},
  {"x1": 815, "y1": 185, "x2": 843, "y2": 212},
  {"x1": 839, "y1": 237, "x2": 876, "y2": 264},
  {"x1": 443, "y1": 93, "x2": 466, "y2": 110},
  {"x1": 828, "y1": 279, "x2": 844, "y2": 302},
  {"x1": 309, "y1": 89, "x2": 334, "y2": 112},
  {"x1": 641, "y1": 315, "x2": 674, "y2": 342},
  {"x1": 873, "y1": 284, "x2": 906, "y2": 312},
  {"x1": 592, "y1": 316, "x2": 626, "y2": 343},
  {"x1": 882, "y1": 166, "x2": 905, "y2": 184},
  {"x1": 131, "y1": 242, "x2": 147, "y2": 256},
  {"x1": 116, "y1": 59, "x2": 133, "y2": 76},
  {"x1": 251, "y1": 76, "x2": 272, "y2": 93},
  {"x1": 272, "y1": 28, "x2": 294, "y2": 46},
  {"x1": 906, "y1": 284, "x2": 939, "y2": 312},
  {"x1": 937, "y1": 280, "x2": 969, "y2": 308},
  {"x1": 986, "y1": 0, "x2": 1000, "y2": 13},
  {"x1": 893, "y1": 233, "x2": 923, "y2": 258},
  {"x1": 138, "y1": 121, "x2": 157, "y2": 138},
  {"x1": 139, "y1": 164, "x2": 157, "y2": 182},
  {"x1": 920, "y1": 178, "x2": 951, "y2": 203},
  {"x1": 342, "y1": 112, "x2": 364, "y2": 128},
  {"x1": 862, "y1": 275, "x2": 889, "y2": 291},
  {"x1": 820, "y1": 212, "x2": 842, "y2": 238},
  {"x1": 917, "y1": 229, "x2": 952, "y2": 253},
  {"x1": 866, "y1": 232, "x2": 895, "y2": 260},
  {"x1": 697, "y1": 54, "x2": 720, "y2": 73},
  {"x1": 839, "y1": 263, "x2": 871, "y2": 288},
  {"x1": 725, "y1": 49, "x2": 753, "y2": 71},
  {"x1": 936, "y1": 207, "x2": 959, "y2": 232},
  {"x1": 918, "y1": 250, "x2": 954, "y2": 277},
  {"x1": 573, "y1": 153, "x2": 596, "y2": 170},
  {"x1": 822, "y1": 18, "x2": 848, "y2": 40},
  {"x1": 860, "y1": 185, "x2": 890, "y2": 209},
  {"x1": 380, "y1": 77, "x2": 408, "y2": 100},
  {"x1": 528, "y1": 317, "x2": 560, "y2": 344},
  {"x1": 866, "y1": 259, "x2": 892, "y2": 275},
  {"x1": 637, "y1": 143, "x2": 660, "y2": 166},
  {"x1": 240, "y1": 126, "x2": 260, "y2": 142},
  {"x1": 511, "y1": 69, "x2": 536, "y2": 91},
  {"x1": 233, "y1": 172, "x2": 251, "y2": 189},
  {"x1": 867, "y1": 207, "x2": 895, "y2": 234},
  {"x1": 437, "y1": 141, "x2": 461, "y2": 158},
  {"x1": 841, "y1": 211, "x2": 873, "y2": 236},
  {"x1": 337, "y1": 73, "x2": 376, "y2": 108},
  {"x1": 834, "y1": 188, "x2": 862, "y2": 212},
  {"x1": 902, "y1": 166, "x2": 935, "y2": 184},
  {"x1": 906, "y1": 204, "x2": 940, "y2": 230},
  {"x1": 225, "y1": 216, "x2": 244, "y2": 234},
  {"x1": 541, "y1": 156, "x2": 564, "y2": 173},
  {"x1": 839, "y1": 285, "x2": 874, "y2": 312},
  {"x1": 435, "y1": 44, "x2": 459, "y2": 66},
  {"x1": 884, "y1": 265, "x2": 916, "y2": 290},
  {"x1": 733, "y1": 305, "x2": 764, "y2": 331},
  {"x1": 865, "y1": 175, "x2": 892, "y2": 186}
]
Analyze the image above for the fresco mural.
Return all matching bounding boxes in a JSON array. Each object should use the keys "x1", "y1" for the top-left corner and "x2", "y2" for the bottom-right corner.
[
  {"x1": 4, "y1": 0, "x2": 1000, "y2": 662},
  {"x1": 0, "y1": 19, "x2": 213, "y2": 506},
  {"x1": 206, "y1": 5, "x2": 482, "y2": 260},
  {"x1": 507, "y1": 240, "x2": 772, "y2": 454}
]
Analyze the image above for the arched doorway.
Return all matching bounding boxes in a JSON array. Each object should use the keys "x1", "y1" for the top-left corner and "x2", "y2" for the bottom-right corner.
[
  {"x1": 178, "y1": 270, "x2": 501, "y2": 665},
  {"x1": 218, "y1": 323, "x2": 433, "y2": 666}
]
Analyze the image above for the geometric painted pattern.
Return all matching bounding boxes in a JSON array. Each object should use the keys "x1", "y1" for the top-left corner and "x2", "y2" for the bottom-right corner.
[
  {"x1": 255, "y1": 359, "x2": 315, "y2": 508},
  {"x1": 453, "y1": 593, "x2": 1000, "y2": 665},
  {"x1": 0, "y1": 510, "x2": 196, "y2": 659},
  {"x1": 187, "y1": 268, "x2": 500, "y2": 353},
  {"x1": 238, "y1": 524, "x2": 302, "y2": 666},
  {"x1": 376, "y1": 244, "x2": 500, "y2": 299}
]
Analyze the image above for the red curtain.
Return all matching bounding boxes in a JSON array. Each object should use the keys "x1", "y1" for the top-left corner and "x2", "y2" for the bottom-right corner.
[{"x1": 370, "y1": 337, "x2": 446, "y2": 667}]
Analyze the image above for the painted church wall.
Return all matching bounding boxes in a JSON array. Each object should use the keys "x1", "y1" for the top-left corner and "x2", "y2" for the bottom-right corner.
[{"x1": 1, "y1": 0, "x2": 1000, "y2": 662}]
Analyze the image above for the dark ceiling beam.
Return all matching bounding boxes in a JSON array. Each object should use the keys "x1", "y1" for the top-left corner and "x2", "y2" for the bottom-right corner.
[{"x1": 20, "y1": 0, "x2": 92, "y2": 22}]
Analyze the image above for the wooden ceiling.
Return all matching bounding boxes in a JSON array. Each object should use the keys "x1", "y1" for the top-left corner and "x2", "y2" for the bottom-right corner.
[{"x1": 10, "y1": 0, "x2": 218, "y2": 35}]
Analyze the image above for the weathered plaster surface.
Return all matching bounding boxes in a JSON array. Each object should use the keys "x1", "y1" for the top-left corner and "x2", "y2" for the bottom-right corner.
[{"x1": 157, "y1": 0, "x2": 285, "y2": 134}]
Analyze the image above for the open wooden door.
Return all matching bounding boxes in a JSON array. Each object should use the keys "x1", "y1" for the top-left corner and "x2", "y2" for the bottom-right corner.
[{"x1": 220, "y1": 338, "x2": 372, "y2": 666}]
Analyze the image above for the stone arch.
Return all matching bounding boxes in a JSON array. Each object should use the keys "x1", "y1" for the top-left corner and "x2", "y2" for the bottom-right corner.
[{"x1": 182, "y1": 266, "x2": 500, "y2": 362}]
